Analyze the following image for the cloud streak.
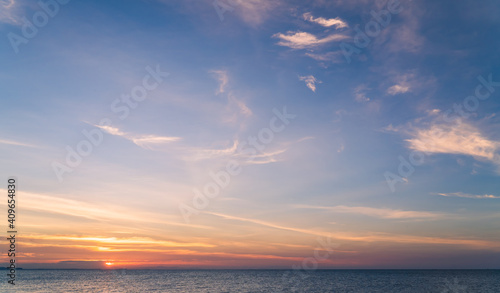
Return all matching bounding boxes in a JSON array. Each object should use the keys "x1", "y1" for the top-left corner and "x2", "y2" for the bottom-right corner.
[
  {"x1": 273, "y1": 31, "x2": 347, "y2": 49},
  {"x1": 406, "y1": 121, "x2": 500, "y2": 162},
  {"x1": 0, "y1": 189, "x2": 211, "y2": 230},
  {"x1": 387, "y1": 84, "x2": 410, "y2": 95},
  {"x1": 206, "y1": 212, "x2": 499, "y2": 249},
  {"x1": 94, "y1": 125, "x2": 181, "y2": 150},
  {"x1": 211, "y1": 70, "x2": 229, "y2": 95},
  {"x1": 354, "y1": 84, "x2": 370, "y2": 103},
  {"x1": 230, "y1": 0, "x2": 282, "y2": 26},
  {"x1": 433, "y1": 192, "x2": 500, "y2": 199},
  {"x1": 211, "y1": 70, "x2": 252, "y2": 124},
  {"x1": 299, "y1": 75, "x2": 320, "y2": 92},
  {"x1": 295, "y1": 205, "x2": 444, "y2": 220},
  {"x1": 0, "y1": 138, "x2": 38, "y2": 148},
  {"x1": 181, "y1": 139, "x2": 287, "y2": 165},
  {"x1": 303, "y1": 12, "x2": 348, "y2": 29},
  {"x1": 0, "y1": 0, "x2": 20, "y2": 25},
  {"x1": 305, "y1": 52, "x2": 342, "y2": 63}
]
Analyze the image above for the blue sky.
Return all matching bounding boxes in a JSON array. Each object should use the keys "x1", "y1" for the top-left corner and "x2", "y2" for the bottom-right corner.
[{"x1": 0, "y1": 0, "x2": 499, "y2": 269}]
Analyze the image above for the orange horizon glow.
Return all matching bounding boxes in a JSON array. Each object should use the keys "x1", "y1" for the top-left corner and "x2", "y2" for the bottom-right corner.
[{"x1": 3, "y1": 189, "x2": 500, "y2": 270}]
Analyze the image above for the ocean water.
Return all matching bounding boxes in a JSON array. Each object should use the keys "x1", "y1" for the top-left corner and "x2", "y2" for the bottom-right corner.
[{"x1": 1, "y1": 269, "x2": 498, "y2": 292}]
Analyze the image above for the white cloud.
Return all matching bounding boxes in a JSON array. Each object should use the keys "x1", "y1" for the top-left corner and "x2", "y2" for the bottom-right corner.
[
  {"x1": 94, "y1": 125, "x2": 181, "y2": 150},
  {"x1": 382, "y1": 71, "x2": 436, "y2": 98},
  {"x1": 244, "y1": 148, "x2": 287, "y2": 165},
  {"x1": 0, "y1": 0, "x2": 20, "y2": 25},
  {"x1": 180, "y1": 134, "x2": 312, "y2": 165},
  {"x1": 299, "y1": 75, "x2": 320, "y2": 92},
  {"x1": 433, "y1": 192, "x2": 500, "y2": 199},
  {"x1": 0, "y1": 189, "x2": 208, "y2": 230},
  {"x1": 211, "y1": 70, "x2": 229, "y2": 95},
  {"x1": 228, "y1": 93, "x2": 252, "y2": 117},
  {"x1": 386, "y1": 4, "x2": 425, "y2": 53},
  {"x1": 296, "y1": 205, "x2": 443, "y2": 220},
  {"x1": 337, "y1": 143, "x2": 345, "y2": 153},
  {"x1": 273, "y1": 31, "x2": 347, "y2": 49},
  {"x1": 131, "y1": 136, "x2": 182, "y2": 149},
  {"x1": 382, "y1": 124, "x2": 403, "y2": 133},
  {"x1": 210, "y1": 70, "x2": 252, "y2": 124},
  {"x1": 427, "y1": 109, "x2": 441, "y2": 115},
  {"x1": 303, "y1": 12, "x2": 348, "y2": 29},
  {"x1": 182, "y1": 140, "x2": 240, "y2": 162},
  {"x1": 0, "y1": 138, "x2": 37, "y2": 148},
  {"x1": 1, "y1": 0, "x2": 14, "y2": 8},
  {"x1": 182, "y1": 139, "x2": 287, "y2": 165},
  {"x1": 296, "y1": 136, "x2": 315, "y2": 143},
  {"x1": 96, "y1": 125, "x2": 126, "y2": 137},
  {"x1": 353, "y1": 84, "x2": 370, "y2": 102},
  {"x1": 229, "y1": 0, "x2": 282, "y2": 26},
  {"x1": 206, "y1": 211, "x2": 499, "y2": 248},
  {"x1": 406, "y1": 121, "x2": 500, "y2": 162},
  {"x1": 305, "y1": 51, "x2": 342, "y2": 63},
  {"x1": 164, "y1": 0, "x2": 281, "y2": 26},
  {"x1": 387, "y1": 84, "x2": 410, "y2": 95}
]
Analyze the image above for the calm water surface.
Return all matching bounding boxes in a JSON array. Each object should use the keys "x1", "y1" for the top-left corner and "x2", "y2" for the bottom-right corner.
[{"x1": 1, "y1": 269, "x2": 498, "y2": 292}]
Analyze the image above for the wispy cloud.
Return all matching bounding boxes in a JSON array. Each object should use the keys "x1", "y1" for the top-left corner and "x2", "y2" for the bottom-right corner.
[
  {"x1": 0, "y1": 0, "x2": 20, "y2": 25},
  {"x1": 206, "y1": 212, "x2": 498, "y2": 249},
  {"x1": 96, "y1": 125, "x2": 126, "y2": 136},
  {"x1": 25, "y1": 234, "x2": 215, "y2": 248},
  {"x1": 179, "y1": 133, "x2": 313, "y2": 164},
  {"x1": 337, "y1": 143, "x2": 345, "y2": 153},
  {"x1": 433, "y1": 192, "x2": 500, "y2": 199},
  {"x1": 387, "y1": 84, "x2": 410, "y2": 95},
  {"x1": 0, "y1": 189, "x2": 210, "y2": 230},
  {"x1": 182, "y1": 140, "x2": 240, "y2": 161},
  {"x1": 305, "y1": 51, "x2": 342, "y2": 63},
  {"x1": 295, "y1": 205, "x2": 444, "y2": 220},
  {"x1": 1, "y1": 0, "x2": 14, "y2": 9},
  {"x1": 273, "y1": 31, "x2": 347, "y2": 49},
  {"x1": 303, "y1": 12, "x2": 348, "y2": 29},
  {"x1": 296, "y1": 136, "x2": 315, "y2": 143},
  {"x1": 382, "y1": 124, "x2": 403, "y2": 133},
  {"x1": 381, "y1": 71, "x2": 436, "y2": 98},
  {"x1": 299, "y1": 75, "x2": 320, "y2": 92},
  {"x1": 245, "y1": 148, "x2": 287, "y2": 165},
  {"x1": 0, "y1": 138, "x2": 38, "y2": 148},
  {"x1": 210, "y1": 70, "x2": 252, "y2": 124},
  {"x1": 160, "y1": 0, "x2": 281, "y2": 27},
  {"x1": 227, "y1": 93, "x2": 252, "y2": 118},
  {"x1": 131, "y1": 136, "x2": 182, "y2": 149},
  {"x1": 181, "y1": 139, "x2": 287, "y2": 165},
  {"x1": 353, "y1": 84, "x2": 370, "y2": 103},
  {"x1": 386, "y1": 3, "x2": 425, "y2": 53},
  {"x1": 94, "y1": 125, "x2": 181, "y2": 150},
  {"x1": 206, "y1": 211, "x2": 334, "y2": 238},
  {"x1": 211, "y1": 70, "x2": 229, "y2": 95},
  {"x1": 406, "y1": 120, "x2": 500, "y2": 162},
  {"x1": 230, "y1": 0, "x2": 282, "y2": 26}
]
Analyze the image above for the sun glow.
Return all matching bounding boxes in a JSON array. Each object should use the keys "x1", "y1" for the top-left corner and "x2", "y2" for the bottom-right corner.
[{"x1": 105, "y1": 262, "x2": 114, "y2": 266}]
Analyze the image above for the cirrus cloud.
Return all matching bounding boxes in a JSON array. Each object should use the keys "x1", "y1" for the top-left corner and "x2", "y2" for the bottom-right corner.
[
  {"x1": 94, "y1": 125, "x2": 181, "y2": 150},
  {"x1": 303, "y1": 12, "x2": 348, "y2": 29},
  {"x1": 295, "y1": 205, "x2": 444, "y2": 220},
  {"x1": 387, "y1": 84, "x2": 410, "y2": 95},
  {"x1": 406, "y1": 121, "x2": 499, "y2": 162},
  {"x1": 432, "y1": 192, "x2": 500, "y2": 199},
  {"x1": 299, "y1": 75, "x2": 321, "y2": 92},
  {"x1": 273, "y1": 31, "x2": 347, "y2": 49}
]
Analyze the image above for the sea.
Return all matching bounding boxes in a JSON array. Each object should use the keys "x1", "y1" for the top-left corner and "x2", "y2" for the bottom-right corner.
[{"x1": 1, "y1": 269, "x2": 498, "y2": 292}]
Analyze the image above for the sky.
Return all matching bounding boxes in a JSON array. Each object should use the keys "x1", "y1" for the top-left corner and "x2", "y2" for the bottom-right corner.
[{"x1": 0, "y1": 0, "x2": 499, "y2": 269}]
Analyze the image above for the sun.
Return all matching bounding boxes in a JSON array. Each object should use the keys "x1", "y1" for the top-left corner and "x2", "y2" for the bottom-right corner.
[{"x1": 105, "y1": 262, "x2": 114, "y2": 266}]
